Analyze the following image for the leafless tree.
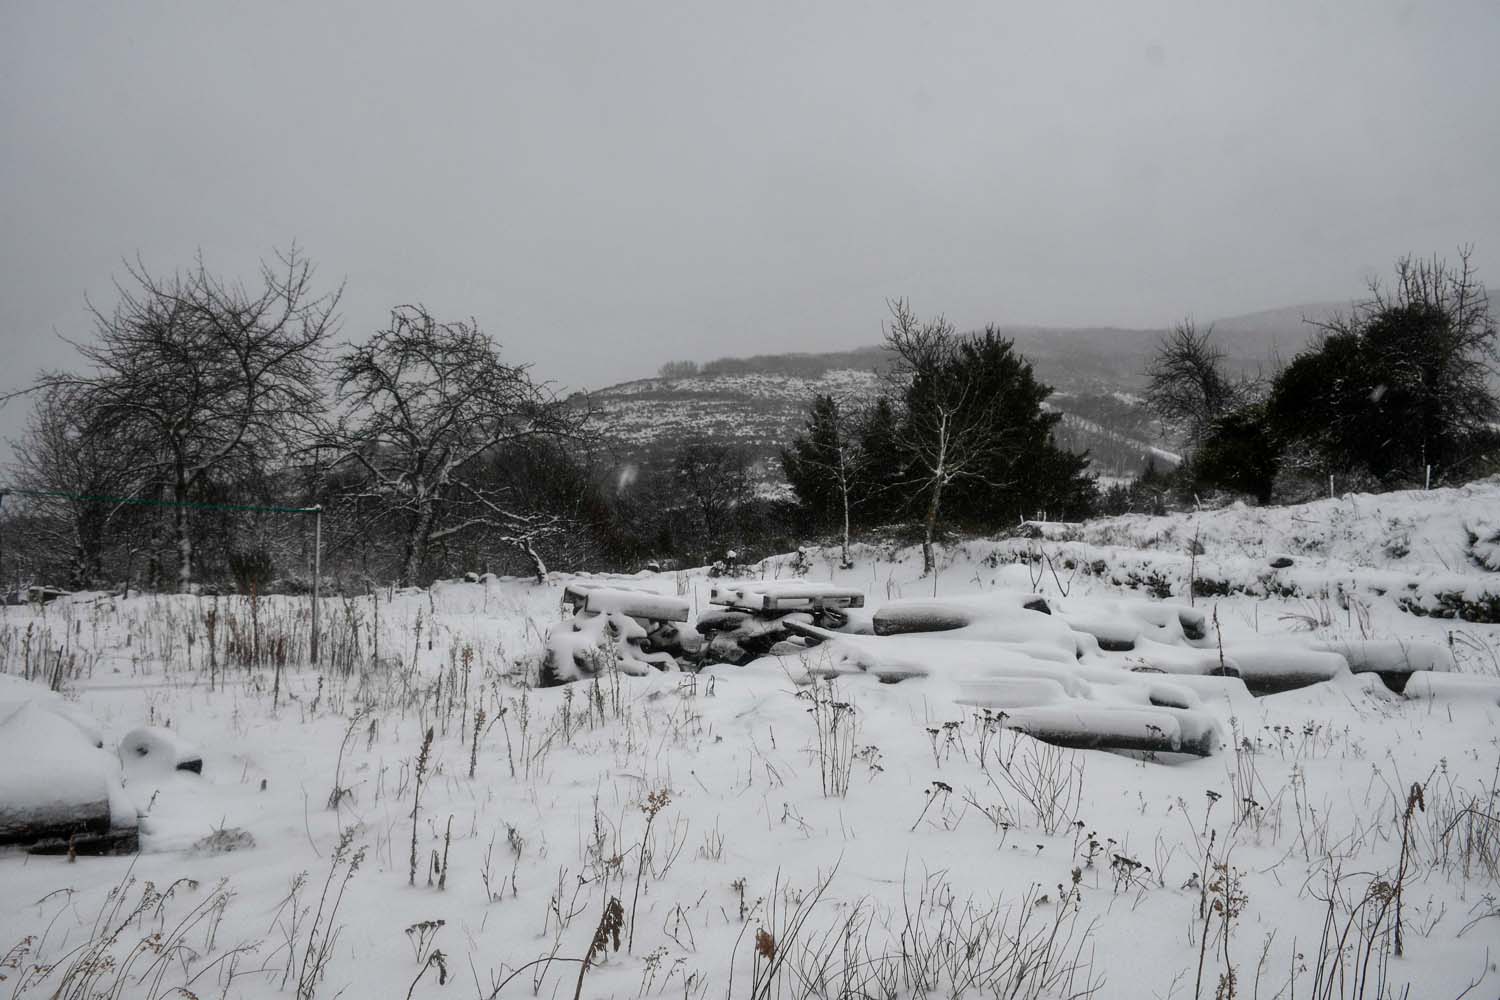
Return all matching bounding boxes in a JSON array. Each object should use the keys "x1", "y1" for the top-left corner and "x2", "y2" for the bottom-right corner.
[
  {"x1": 23, "y1": 248, "x2": 340, "y2": 591},
  {"x1": 882, "y1": 299, "x2": 1012, "y2": 576},
  {"x1": 657, "y1": 360, "x2": 700, "y2": 379},
  {"x1": 1144, "y1": 320, "x2": 1246, "y2": 450},
  {"x1": 328, "y1": 305, "x2": 593, "y2": 585},
  {"x1": 9, "y1": 384, "x2": 153, "y2": 587},
  {"x1": 671, "y1": 439, "x2": 753, "y2": 554},
  {"x1": 1379, "y1": 246, "x2": 1495, "y2": 358}
]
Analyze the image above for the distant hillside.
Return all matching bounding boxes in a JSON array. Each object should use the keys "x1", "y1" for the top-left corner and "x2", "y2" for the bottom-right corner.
[
  {"x1": 1206, "y1": 301, "x2": 1347, "y2": 369},
  {"x1": 584, "y1": 303, "x2": 1343, "y2": 485}
]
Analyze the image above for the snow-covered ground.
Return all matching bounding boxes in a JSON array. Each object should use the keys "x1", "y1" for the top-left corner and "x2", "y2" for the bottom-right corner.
[{"x1": 2, "y1": 482, "x2": 1499, "y2": 999}]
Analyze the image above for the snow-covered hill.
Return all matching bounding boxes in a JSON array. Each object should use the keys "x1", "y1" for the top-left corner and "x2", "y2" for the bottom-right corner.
[
  {"x1": 588, "y1": 361, "x2": 1176, "y2": 482},
  {"x1": 582, "y1": 303, "x2": 1342, "y2": 483}
]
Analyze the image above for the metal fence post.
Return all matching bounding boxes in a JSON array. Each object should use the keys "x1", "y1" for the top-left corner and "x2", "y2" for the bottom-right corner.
[
  {"x1": 0, "y1": 489, "x2": 8, "y2": 604},
  {"x1": 311, "y1": 505, "x2": 323, "y2": 666}
]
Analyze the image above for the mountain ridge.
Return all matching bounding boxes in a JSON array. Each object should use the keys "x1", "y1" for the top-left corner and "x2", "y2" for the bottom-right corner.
[{"x1": 582, "y1": 301, "x2": 1347, "y2": 484}]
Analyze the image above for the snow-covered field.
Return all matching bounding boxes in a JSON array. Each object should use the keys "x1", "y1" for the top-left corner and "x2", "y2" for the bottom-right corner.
[{"x1": 3, "y1": 483, "x2": 1499, "y2": 999}]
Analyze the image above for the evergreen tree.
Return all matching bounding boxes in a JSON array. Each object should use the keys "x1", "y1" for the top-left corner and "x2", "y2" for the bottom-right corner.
[
  {"x1": 781, "y1": 395, "x2": 846, "y2": 529},
  {"x1": 782, "y1": 394, "x2": 880, "y2": 565},
  {"x1": 855, "y1": 396, "x2": 905, "y2": 522},
  {"x1": 879, "y1": 301, "x2": 1097, "y2": 572},
  {"x1": 935, "y1": 328, "x2": 1097, "y2": 525},
  {"x1": 1192, "y1": 403, "x2": 1280, "y2": 503}
]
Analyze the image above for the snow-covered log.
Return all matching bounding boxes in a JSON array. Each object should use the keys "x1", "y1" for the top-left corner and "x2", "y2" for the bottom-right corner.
[
  {"x1": 1116, "y1": 640, "x2": 1241, "y2": 678},
  {"x1": 944, "y1": 676, "x2": 1072, "y2": 709},
  {"x1": 0, "y1": 702, "x2": 138, "y2": 853},
  {"x1": 562, "y1": 582, "x2": 690, "y2": 622},
  {"x1": 1215, "y1": 640, "x2": 1349, "y2": 695},
  {"x1": 543, "y1": 608, "x2": 681, "y2": 685},
  {"x1": 696, "y1": 609, "x2": 814, "y2": 666},
  {"x1": 994, "y1": 705, "x2": 1220, "y2": 757},
  {"x1": 1053, "y1": 598, "x2": 1210, "y2": 647},
  {"x1": 1399, "y1": 672, "x2": 1500, "y2": 704},
  {"x1": 872, "y1": 593, "x2": 1051, "y2": 635},
  {"x1": 710, "y1": 581, "x2": 865, "y2": 613},
  {"x1": 1311, "y1": 639, "x2": 1455, "y2": 691}
]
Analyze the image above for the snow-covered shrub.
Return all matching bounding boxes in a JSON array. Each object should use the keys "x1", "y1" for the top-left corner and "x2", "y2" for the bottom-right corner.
[{"x1": 1465, "y1": 521, "x2": 1500, "y2": 572}]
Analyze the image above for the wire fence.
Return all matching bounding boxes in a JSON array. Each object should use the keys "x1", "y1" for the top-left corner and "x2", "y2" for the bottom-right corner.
[{"x1": 0, "y1": 486, "x2": 326, "y2": 663}]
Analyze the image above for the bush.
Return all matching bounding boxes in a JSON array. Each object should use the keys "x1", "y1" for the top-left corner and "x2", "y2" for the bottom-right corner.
[
  {"x1": 1267, "y1": 250, "x2": 1497, "y2": 486},
  {"x1": 1191, "y1": 404, "x2": 1279, "y2": 503},
  {"x1": 227, "y1": 546, "x2": 276, "y2": 595}
]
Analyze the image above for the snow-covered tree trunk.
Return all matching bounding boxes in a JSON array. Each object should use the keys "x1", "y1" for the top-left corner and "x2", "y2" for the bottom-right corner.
[
  {"x1": 840, "y1": 486, "x2": 851, "y2": 569},
  {"x1": 173, "y1": 462, "x2": 193, "y2": 594},
  {"x1": 401, "y1": 499, "x2": 436, "y2": 587},
  {"x1": 517, "y1": 540, "x2": 547, "y2": 584},
  {"x1": 922, "y1": 473, "x2": 944, "y2": 576}
]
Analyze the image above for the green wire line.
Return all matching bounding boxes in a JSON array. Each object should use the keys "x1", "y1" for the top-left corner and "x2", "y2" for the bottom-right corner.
[{"x1": 0, "y1": 486, "x2": 318, "y2": 515}]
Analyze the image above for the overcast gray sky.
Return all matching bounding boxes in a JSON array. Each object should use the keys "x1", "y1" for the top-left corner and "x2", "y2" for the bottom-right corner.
[{"x1": 4, "y1": 1, "x2": 1498, "y2": 449}]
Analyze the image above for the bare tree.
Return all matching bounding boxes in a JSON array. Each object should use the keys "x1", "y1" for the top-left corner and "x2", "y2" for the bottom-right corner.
[
  {"x1": 329, "y1": 305, "x2": 592, "y2": 585},
  {"x1": 1144, "y1": 320, "x2": 1245, "y2": 450},
  {"x1": 1381, "y1": 246, "x2": 1495, "y2": 355},
  {"x1": 671, "y1": 440, "x2": 753, "y2": 553},
  {"x1": 9, "y1": 384, "x2": 153, "y2": 587},
  {"x1": 883, "y1": 300, "x2": 1012, "y2": 576},
  {"x1": 657, "y1": 360, "x2": 700, "y2": 379},
  {"x1": 24, "y1": 248, "x2": 339, "y2": 591}
]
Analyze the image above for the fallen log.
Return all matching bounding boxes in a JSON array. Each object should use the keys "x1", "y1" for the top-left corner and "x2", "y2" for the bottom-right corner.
[
  {"x1": 0, "y1": 702, "x2": 136, "y2": 853},
  {"x1": 992, "y1": 704, "x2": 1219, "y2": 757}
]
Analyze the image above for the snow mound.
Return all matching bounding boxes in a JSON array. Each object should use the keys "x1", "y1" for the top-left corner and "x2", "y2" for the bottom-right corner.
[
  {"x1": 0, "y1": 673, "x2": 104, "y2": 747},
  {"x1": 119, "y1": 726, "x2": 204, "y2": 778},
  {"x1": 0, "y1": 699, "x2": 136, "y2": 852},
  {"x1": 993, "y1": 479, "x2": 1500, "y2": 622}
]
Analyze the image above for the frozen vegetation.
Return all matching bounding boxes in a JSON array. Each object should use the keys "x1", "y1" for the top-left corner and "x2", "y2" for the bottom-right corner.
[{"x1": 2, "y1": 481, "x2": 1499, "y2": 999}]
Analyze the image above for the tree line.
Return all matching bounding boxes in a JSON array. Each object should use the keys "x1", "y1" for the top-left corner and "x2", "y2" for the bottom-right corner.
[
  {"x1": 1140, "y1": 249, "x2": 1498, "y2": 507},
  {"x1": 0, "y1": 249, "x2": 880, "y2": 592},
  {"x1": 5, "y1": 246, "x2": 1490, "y2": 594},
  {"x1": 781, "y1": 249, "x2": 1497, "y2": 561},
  {"x1": 2, "y1": 249, "x2": 634, "y2": 592}
]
